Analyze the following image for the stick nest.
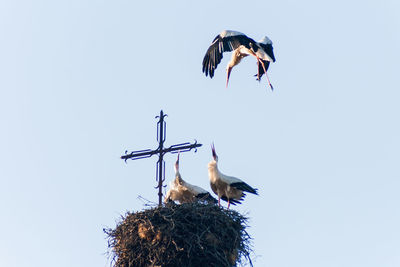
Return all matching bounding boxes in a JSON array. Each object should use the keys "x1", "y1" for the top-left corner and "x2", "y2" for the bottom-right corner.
[{"x1": 104, "y1": 202, "x2": 253, "y2": 267}]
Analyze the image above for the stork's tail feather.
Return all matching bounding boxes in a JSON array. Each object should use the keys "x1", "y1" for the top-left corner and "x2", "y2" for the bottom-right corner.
[
  {"x1": 196, "y1": 193, "x2": 218, "y2": 204},
  {"x1": 230, "y1": 182, "x2": 258, "y2": 195}
]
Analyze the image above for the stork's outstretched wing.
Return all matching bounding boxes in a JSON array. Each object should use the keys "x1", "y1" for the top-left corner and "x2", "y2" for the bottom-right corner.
[{"x1": 202, "y1": 30, "x2": 256, "y2": 78}]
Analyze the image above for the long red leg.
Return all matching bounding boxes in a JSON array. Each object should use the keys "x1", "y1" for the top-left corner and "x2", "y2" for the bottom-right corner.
[
  {"x1": 250, "y1": 51, "x2": 274, "y2": 90},
  {"x1": 259, "y1": 59, "x2": 274, "y2": 90},
  {"x1": 227, "y1": 199, "x2": 230, "y2": 210}
]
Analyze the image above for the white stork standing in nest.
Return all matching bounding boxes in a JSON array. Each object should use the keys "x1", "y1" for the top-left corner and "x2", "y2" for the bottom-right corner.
[
  {"x1": 165, "y1": 153, "x2": 217, "y2": 204},
  {"x1": 208, "y1": 144, "x2": 258, "y2": 209},
  {"x1": 202, "y1": 30, "x2": 276, "y2": 90}
]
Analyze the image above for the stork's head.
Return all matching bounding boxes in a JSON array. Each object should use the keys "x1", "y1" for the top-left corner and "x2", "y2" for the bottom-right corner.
[
  {"x1": 259, "y1": 36, "x2": 273, "y2": 45},
  {"x1": 258, "y1": 37, "x2": 276, "y2": 63},
  {"x1": 174, "y1": 153, "x2": 180, "y2": 173},
  {"x1": 211, "y1": 143, "x2": 218, "y2": 162}
]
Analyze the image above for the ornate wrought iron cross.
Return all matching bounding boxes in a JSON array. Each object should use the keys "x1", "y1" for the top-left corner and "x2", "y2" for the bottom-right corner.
[{"x1": 121, "y1": 110, "x2": 202, "y2": 206}]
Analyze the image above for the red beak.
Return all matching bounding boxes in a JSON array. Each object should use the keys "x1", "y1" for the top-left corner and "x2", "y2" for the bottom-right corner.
[
  {"x1": 226, "y1": 66, "x2": 232, "y2": 88},
  {"x1": 175, "y1": 152, "x2": 180, "y2": 170},
  {"x1": 211, "y1": 143, "x2": 217, "y2": 160}
]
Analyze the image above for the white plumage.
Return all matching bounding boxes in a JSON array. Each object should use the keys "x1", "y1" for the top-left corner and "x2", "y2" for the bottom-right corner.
[
  {"x1": 202, "y1": 30, "x2": 276, "y2": 89},
  {"x1": 208, "y1": 144, "x2": 258, "y2": 209},
  {"x1": 165, "y1": 154, "x2": 217, "y2": 204}
]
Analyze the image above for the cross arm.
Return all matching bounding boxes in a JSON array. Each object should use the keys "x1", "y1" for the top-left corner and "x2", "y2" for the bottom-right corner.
[
  {"x1": 163, "y1": 141, "x2": 202, "y2": 154},
  {"x1": 121, "y1": 149, "x2": 158, "y2": 162},
  {"x1": 120, "y1": 141, "x2": 202, "y2": 162}
]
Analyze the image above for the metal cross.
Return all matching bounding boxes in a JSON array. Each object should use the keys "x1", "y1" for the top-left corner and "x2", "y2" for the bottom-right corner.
[{"x1": 121, "y1": 110, "x2": 202, "y2": 206}]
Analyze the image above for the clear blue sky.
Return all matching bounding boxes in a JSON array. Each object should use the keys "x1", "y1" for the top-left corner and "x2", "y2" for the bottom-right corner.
[{"x1": 1, "y1": 1, "x2": 399, "y2": 266}]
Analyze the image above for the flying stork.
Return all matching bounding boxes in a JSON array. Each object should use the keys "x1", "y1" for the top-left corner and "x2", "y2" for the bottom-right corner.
[
  {"x1": 202, "y1": 30, "x2": 276, "y2": 90},
  {"x1": 165, "y1": 153, "x2": 217, "y2": 204},
  {"x1": 207, "y1": 144, "x2": 258, "y2": 209}
]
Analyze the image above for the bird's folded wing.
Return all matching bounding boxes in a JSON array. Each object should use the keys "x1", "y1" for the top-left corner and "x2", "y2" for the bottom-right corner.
[{"x1": 229, "y1": 182, "x2": 258, "y2": 195}]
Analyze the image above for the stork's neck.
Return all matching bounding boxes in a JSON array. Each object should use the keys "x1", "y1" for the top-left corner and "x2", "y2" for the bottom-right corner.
[
  {"x1": 228, "y1": 49, "x2": 248, "y2": 68},
  {"x1": 208, "y1": 160, "x2": 220, "y2": 183},
  {"x1": 175, "y1": 172, "x2": 183, "y2": 185}
]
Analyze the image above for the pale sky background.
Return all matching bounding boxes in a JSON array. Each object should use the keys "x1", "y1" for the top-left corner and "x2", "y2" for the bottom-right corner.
[{"x1": 1, "y1": 1, "x2": 399, "y2": 266}]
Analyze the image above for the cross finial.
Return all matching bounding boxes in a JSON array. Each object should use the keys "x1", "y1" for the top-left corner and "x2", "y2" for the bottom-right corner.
[{"x1": 121, "y1": 110, "x2": 202, "y2": 206}]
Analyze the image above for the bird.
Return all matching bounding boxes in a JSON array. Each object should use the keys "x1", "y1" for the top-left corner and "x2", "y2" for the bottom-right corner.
[
  {"x1": 202, "y1": 30, "x2": 276, "y2": 90},
  {"x1": 207, "y1": 143, "x2": 258, "y2": 209},
  {"x1": 164, "y1": 153, "x2": 217, "y2": 204}
]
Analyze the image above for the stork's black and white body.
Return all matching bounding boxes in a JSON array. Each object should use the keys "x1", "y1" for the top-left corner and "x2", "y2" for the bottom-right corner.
[
  {"x1": 202, "y1": 30, "x2": 276, "y2": 89},
  {"x1": 165, "y1": 154, "x2": 217, "y2": 204},
  {"x1": 207, "y1": 144, "x2": 258, "y2": 209}
]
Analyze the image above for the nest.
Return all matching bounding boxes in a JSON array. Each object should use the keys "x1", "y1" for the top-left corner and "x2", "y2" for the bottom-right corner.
[{"x1": 104, "y1": 202, "x2": 253, "y2": 267}]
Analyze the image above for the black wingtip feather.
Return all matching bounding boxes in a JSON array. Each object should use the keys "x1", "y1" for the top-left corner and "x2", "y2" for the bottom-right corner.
[
  {"x1": 230, "y1": 182, "x2": 258, "y2": 195},
  {"x1": 202, "y1": 33, "x2": 256, "y2": 80},
  {"x1": 221, "y1": 196, "x2": 242, "y2": 205}
]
